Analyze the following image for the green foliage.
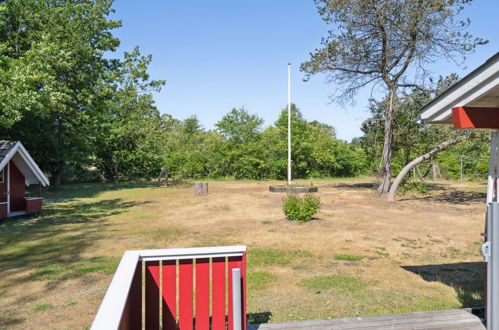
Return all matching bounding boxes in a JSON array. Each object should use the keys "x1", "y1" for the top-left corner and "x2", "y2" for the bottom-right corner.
[
  {"x1": 400, "y1": 181, "x2": 428, "y2": 194},
  {"x1": 93, "y1": 47, "x2": 166, "y2": 184},
  {"x1": 282, "y1": 194, "x2": 321, "y2": 222},
  {"x1": 161, "y1": 104, "x2": 368, "y2": 181},
  {"x1": 360, "y1": 79, "x2": 491, "y2": 182},
  {"x1": 302, "y1": 0, "x2": 486, "y2": 192},
  {"x1": 0, "y1": 0, "x2": 122, "y2": 185},
  {"x1": 0, "y1": 2, "x2": 370, "y2": 186}
]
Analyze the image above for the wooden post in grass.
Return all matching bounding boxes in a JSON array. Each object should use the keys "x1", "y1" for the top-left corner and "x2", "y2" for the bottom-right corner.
[{"x1": 195, "y1": 182, "x2": 208, "y2": 195}]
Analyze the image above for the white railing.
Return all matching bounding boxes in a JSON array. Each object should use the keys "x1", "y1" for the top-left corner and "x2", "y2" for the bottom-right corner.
[{"x1": 92, "y1": 246, "x2": 247, "y2": 330}]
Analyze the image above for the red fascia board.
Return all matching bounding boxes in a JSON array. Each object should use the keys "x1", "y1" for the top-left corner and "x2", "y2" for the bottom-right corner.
[{"x1": 452, "y1": 107, "x2": 499, "y2": 129}]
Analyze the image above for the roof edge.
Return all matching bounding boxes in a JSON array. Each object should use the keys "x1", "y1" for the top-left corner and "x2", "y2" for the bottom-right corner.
[
  {"x1": 0, "y1": 142, "x2": 50, "y2": 186},
  {"x1": 419, "y1": 52, "x2": 499, "y2": 123}
]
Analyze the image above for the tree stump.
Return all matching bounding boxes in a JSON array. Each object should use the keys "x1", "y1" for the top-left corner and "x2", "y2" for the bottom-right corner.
[
  {"x1": 194, "y1": 182, "x2": 208, "y2": 195},
  {"x1": 157, "y1": 168, "x2": 168, "y2": 187}
]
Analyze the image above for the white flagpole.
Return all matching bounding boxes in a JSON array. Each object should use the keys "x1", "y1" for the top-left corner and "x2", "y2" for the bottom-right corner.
[{"x1": 287, "y1": 63, "x2": 292, "y2": 186}]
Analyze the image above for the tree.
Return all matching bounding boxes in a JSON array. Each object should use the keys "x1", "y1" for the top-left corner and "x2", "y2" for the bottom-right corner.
[
  {"x1": 0, "y1": 0, "x2": 121, "y2": 187},
  {"x1": 215, "y1": 107, "x2": 263, "y2": 143},
  {"x1": 275, "y1": 104, "x2": 314, "y2": 178},
  {"x1": 387, "y1": 137, "x2": 461, "y2": 201},
  {"x1": 94, "y1": 47, "x2": 165, "y2": 185},
  {"x1": 215, "y1": 108, "x2": 265, "y2": 179},
  {"x1": 301, "y1": 0, "x2": 486, "y2": 194}
]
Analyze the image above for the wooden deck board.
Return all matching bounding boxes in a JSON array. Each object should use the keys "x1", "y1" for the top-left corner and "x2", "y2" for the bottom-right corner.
[{"x1": 247, "y1": 309, "x2": 485, "y2": 329}]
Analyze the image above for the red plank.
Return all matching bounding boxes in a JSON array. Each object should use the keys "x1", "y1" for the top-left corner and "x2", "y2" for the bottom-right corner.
[
  {"x1": 120, "y1": 261, "x2": 142, "y2": 330},
  {"x1": 145, "y1": 261, "x2": 160, "y2": 329},
  {"x1": 9, "y1": 162, "x2": 26, "y2": 212},
  {"x1": 195, "y1": 258, "x2": 210, "y2": 330},
  {"x1": 0, "y1": 165, "x2": 6, "y2": 204},
  {"x1": 228, "y1": 256, "x2": 242, "y2": 330},
  {"x1": 452, "y1": 107, "x2": 499, "y2": 129},
  {"x1": 162, "y1": 260, "x2": 177, "y2": 330},
  {"x1": 241, "y1": 252, "x2": 247, "y2": 330},
  {"x1": 212, "y1": 257, "x2": 226, "y2": 330},
  {"x1": 179, "y1": 259, "x2": 194, "y2": 330}
]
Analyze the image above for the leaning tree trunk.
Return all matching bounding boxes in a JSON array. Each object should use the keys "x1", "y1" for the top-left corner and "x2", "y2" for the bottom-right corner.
[
  {"x1": 387, "y1": 138, "x2": 460, "y2": 202},
  {"x1": 378, "y1": 89, "x2": 396, "y2": 194}
]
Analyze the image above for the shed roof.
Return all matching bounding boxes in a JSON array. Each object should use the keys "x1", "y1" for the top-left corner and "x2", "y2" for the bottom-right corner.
[
  {"x1": 0, "y1": 141, "x2": 17, "y2": 160},
  {"x1": 418, "y1": 52, "x2": 499, "y2": 124},
  {"x1": 0, "y1": 141, "x2": 50, "y2": 186}
]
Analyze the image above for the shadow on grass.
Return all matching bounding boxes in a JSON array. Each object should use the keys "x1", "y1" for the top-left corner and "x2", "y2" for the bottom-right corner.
[
  {"x1": 247, "y1": 312, "x2": 273, "y2": 326},
  {"x1": 398, "y1": 190, "x2": 486, "y2": 205},
  {"x1": 330, "y1": 182, "x2": 378, "y2": 190},
  {"x1": 0, "y1": 197, "x2": 149, "y2": 316},
  {"x1": 32, "y1": 180, "x2": 189, "y2": 200},
  {"x1": 402, "y1": 262, "x2": 484, "y2": 307}
]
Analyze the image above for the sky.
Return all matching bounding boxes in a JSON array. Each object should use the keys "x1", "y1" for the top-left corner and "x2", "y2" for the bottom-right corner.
[{"x1": 110, "y1": 0, "x2": 499, "y2": 141}]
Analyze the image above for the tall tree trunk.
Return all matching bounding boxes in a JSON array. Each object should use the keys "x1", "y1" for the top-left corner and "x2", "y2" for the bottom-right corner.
[
  {"x1": 387, "y1": 138, "x2": 460, "y2": 202},
  {"x1": 377, "y1": 88, "x2": 396, "y2": 194},
  {"x1": 51, "y1": 170, "x2": 62, "y2": 190}
]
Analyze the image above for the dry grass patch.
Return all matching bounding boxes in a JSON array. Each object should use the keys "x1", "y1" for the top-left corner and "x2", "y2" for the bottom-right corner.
[{"x1": 0, "y1": 178, "x2": 488, "y2": 328}]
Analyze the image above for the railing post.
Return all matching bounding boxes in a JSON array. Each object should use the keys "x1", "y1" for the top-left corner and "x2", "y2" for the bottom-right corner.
[
  {"x1": 232, "y1": 268, "x2": 242, "y2": 330},
  {"x1": 488, "y1": 203, "x2": 499, "y2": 329}
]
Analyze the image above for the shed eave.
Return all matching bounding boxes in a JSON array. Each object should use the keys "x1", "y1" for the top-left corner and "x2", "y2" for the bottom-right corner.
[
  {"x1": 0, "y1": 142, "x2": 50, "y2": 186},
  {"x1": 419, "y1": 52, "x2": 499, "y2": 125}
]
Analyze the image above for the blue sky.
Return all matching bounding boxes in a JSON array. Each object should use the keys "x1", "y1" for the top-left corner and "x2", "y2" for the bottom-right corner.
[{"x1": 110, "y1": 0, "x2": 498, "y2": 141}]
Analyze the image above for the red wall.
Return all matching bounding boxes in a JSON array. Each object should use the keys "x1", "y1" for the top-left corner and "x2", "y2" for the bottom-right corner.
[
  {"x1": 26, "y1": 199, "x2": 42, "y2": 213},
  {"x1": 0, "y1": 203, "x2": 6, "y2": 218},
  {"x1": 9, "y1": 162, "x2": 25, "y2": 212},
  {"x1": 0, "y1": 165, "x2": 7, "y2": 203}
]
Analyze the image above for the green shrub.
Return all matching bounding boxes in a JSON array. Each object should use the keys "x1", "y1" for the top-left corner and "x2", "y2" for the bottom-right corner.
[
  {"x1": 282, "y1": 194, "x2": 321, "y2": 222},
  {"x1": 400, "y1": 181, "x2": 428, "y2": 194}
]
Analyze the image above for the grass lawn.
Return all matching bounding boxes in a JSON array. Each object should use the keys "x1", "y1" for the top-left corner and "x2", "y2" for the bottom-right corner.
[{"x1": 0, "y1": 178, "x2": 487, "y2": 328}]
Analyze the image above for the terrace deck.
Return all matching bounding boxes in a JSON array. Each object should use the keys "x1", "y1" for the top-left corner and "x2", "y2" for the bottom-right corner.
[{"x1": 248, "y1": 309, "x2": 485, "y2": 329}]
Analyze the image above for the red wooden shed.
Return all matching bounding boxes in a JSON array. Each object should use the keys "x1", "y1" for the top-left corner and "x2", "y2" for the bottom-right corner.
[{"x1": 0, "y1": 141, "x2": 49, "y2": 219}]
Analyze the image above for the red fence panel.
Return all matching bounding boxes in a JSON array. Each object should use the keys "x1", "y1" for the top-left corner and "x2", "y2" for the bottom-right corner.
[
  {"x1": 94, "y1": 247, "x2": 247, "y2": 330},
  {"x1": 145, "y1": 261, "x2": 160, "y2": 329},
  {"x1": 212, "y1": 257, "x2": 226, "y2": 330},
  {"x1": 179, "y1": 259, "x2": 194, "y2": 330},
  {"x1": 195, "y1": 258, "x2": 210, "y2": 330},
  {"x1": 162, "y1": 260, "x2": 176, "y2": 330}
]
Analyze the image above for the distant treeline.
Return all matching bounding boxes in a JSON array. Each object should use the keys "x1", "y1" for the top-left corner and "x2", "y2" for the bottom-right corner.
[
  {"x1": 161, "y1": 105, "x2": 368, "y2": 180},
  {"x1": 81, "y1": 105, "x2": 369, "y2": 183}
]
